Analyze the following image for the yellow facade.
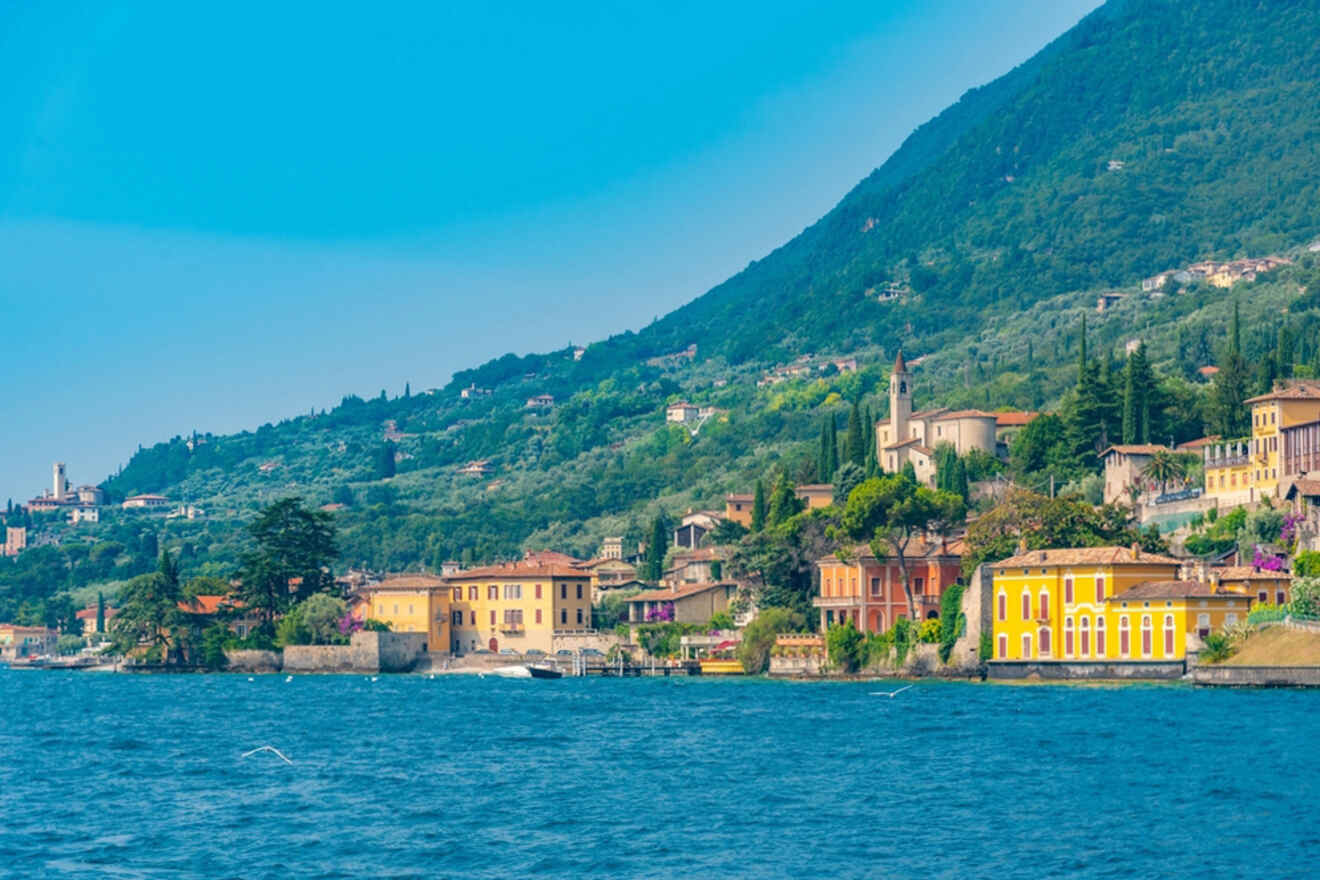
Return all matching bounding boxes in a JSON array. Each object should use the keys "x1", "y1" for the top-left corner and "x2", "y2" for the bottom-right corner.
[
  {"x1": 364, "y1": 576, "x2": 450, "y2": 653},
  {"x1": 445, "y1": 564, "x2": 592, "y2": 655},
  {"x1": 1203, "y1": 456, "x2": 1251, "y2": 503},
  {"x1": 989, "y1": 548, "x2": 1247, "y2": 664}
]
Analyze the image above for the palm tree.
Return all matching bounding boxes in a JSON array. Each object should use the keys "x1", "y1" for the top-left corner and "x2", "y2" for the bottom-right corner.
[{"x1": 1142, "y1": 450, "x2": 1190, "y2": 495}]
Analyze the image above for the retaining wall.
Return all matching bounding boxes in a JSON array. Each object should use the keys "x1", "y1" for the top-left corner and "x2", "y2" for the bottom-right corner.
[
  {"x1": 988, "y1": 660, "x2": 1186, "y2": 680},
  {"x1": 283, "y1": 632, "x2": 428, "y2": 674},
  {"x1": 1191, "y1": 665, "x2": 1320, "y2": 687},
  {"x1": 225, "y1": 650, "x2": 281, "y2": 673}
]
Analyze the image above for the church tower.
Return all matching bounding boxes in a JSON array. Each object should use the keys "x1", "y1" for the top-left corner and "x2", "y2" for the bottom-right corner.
[{"x1": 889, "y1": 351, "x2": 912, "y2": 443}]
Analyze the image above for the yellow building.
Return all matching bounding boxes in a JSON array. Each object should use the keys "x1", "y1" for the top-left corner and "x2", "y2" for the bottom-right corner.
[
  {"x1": 362, "y1": 575, "x2": 451, "y2": 653},
  {"x1": 1202, "y1": 440, "x2": 1253, "y2": 506},
  {"x1": 445, "y1": 560, "x2": 593, "y2": 655},
  {"x1": 987, "y1": 546, "x2": 1248, "y2": 664},
  {"x1": 1247, "y1": 382, "x2": 1320, "y2": 496}
]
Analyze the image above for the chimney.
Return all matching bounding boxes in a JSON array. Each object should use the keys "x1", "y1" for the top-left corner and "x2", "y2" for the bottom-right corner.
[
  {"x1": 1016, "y1": 536, "x2": 1028, "y2": 554},
  {"x1": 1131, "y1": 541, "x2": 1141, "y2": 560}
]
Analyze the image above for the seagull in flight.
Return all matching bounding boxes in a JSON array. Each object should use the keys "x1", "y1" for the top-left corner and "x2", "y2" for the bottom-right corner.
[
  {"x1": 870, "y1": 685, "x2": 913, "y2": 698},
  {"x1": 241, "y1": 745, "x2": 294, "y2": 765}
]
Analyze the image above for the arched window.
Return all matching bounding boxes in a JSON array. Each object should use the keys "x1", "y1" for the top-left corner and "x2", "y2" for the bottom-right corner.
[
  {"x1": 997, "y1": 591, "x2": 1006, "y2": 621},
  {"x1": 1039, "y1": 591, "x2": 1050, "y2": 620},
  {"x1": 1119, "y1": 616, "x2": 1130, "y2": 656},
  {"x1": 1021, "y1": 591, "x2": 1031, "y2": 620},
  {"x1": 1064, "y1": 617, "x2": 1074, "y2": 656},
  {"x1": 1080, "y1": 617, "x2": 1090, "y2": 656},
  {"x1": 1095, "y1": 617, "x2": 1106, "y2": 656},
  {"x1": 1163, "y1": 614, "x2": 1175, "y2": 656},
  {"x1": 1141, "y1": 615, "x2": 1153, "y2": 656},
  {"x1": 1038, "y1": 626, "x2": 1051, "y2": 657},
  {"x1": 997, "y1": 634, "x2": 1007, "y2": 659},
  {"x1": 1021, "y1": 633, "x2": 1033, "y2": 658},
  {"x1": 1196, "y1": 613, "x2": 1210, "y2": 638}
]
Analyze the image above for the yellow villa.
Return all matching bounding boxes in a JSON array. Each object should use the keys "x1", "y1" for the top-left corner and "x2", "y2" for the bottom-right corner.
[
  {"x1": 361, "y1": 575, "x2": 451, "y2": 654},
  {"x1": 1206, "y1": 381, "x2": 1320, "y2": 505},
  {"x1": 988, "y1": 546, "x2": 1246, "y2": 666},
  {"x1": 445, "y1": 559, "x2": 593, "y2": 655}
]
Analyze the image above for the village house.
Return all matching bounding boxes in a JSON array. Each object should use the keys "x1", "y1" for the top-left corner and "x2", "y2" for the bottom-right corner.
[
  {"x1": 360, "y1": 575, "x2": 451, "y2": 654},
  {"x1": 2, "y1": 526, "x2": 28, "y2": 557},
  {"x1": 814, "y1": 538, "x2": 966, "y2": 633},
  {"x1": 460, "y1": 384, "x2": 491, "y2": 399},
  {"x1": 1099, "y1": 444, "x2": 1171, "y2": 505},
  {"x1": 75, "y1": 604, "x2": 117, "y2": 639},
  {"x1": 663, "y1": 546, "x2": 727, "y2": 587},
  {"x1": 624, "y1": 581, "x2": 738, "y2": 627},
  {"x1": 665, "y1": 401, "x2": 700, "y2": 424},
  {"x1": 122, "y1": 494, "x2": 170, "y2": 510},
  {"x1": 993, "y1": 411, "x2": 1038, "y2": 456},
  {"x1": 673, "y1": 510, "x2": 723, "y2": 548},
  {"x1": 0, "y1": 624, "x2": 57, "y2": 660},
  {"x1": 1096, "y1": 292, "x2": 1126, "y2": 312},
  {"x1": 457, "y1": 460, "x2": 493, "y2": 477},
  {"x1": 1203, "y1": 381, "x2": 1320, "y2": 506},
  {"x1": 444, "y1": 557, "x2": 592, "y2": 655},
  {"x1": 1212, "y1": 566, "x2": 1291, "y2": 606},
  {"x1": 988, "y1": 546, "x2": 1248, "y2": 667},
  {"x1": 525, "y1": 394, "x2": 555, "y2": 409}
]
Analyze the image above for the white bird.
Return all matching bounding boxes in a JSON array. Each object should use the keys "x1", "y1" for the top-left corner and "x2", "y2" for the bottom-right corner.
[
  {"x1": 241, "y1": 745, "x2": 293, "y2": 765},
  {"x1": 870, "y1": 685, "x2": 914, "y2": 698},
  {"x1": 247, "y1": 677, "x2": 254, "y2": 682},
  {"x1": 284, "y1": 675, "x2": 293, "y2": 682},
  {"x1": 370, "y1": 676, "x2": 378, "y2": 682}
]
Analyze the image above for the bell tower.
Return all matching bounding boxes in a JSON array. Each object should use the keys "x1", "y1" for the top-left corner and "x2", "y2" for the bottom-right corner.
[{"x1": 889, "y1": 351, "x2": 912, "y2": 443}]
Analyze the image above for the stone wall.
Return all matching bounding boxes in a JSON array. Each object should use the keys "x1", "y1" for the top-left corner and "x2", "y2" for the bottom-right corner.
[
  {"x1": 1191, "y1": 665, "x2": 1320, "y2": 687},
  {"x1": 551, "y1": 632, "x2": 624, "y2": 654},
  {"x1": 283, "y1": 632, "x2": 428, "y2": 674},
  {"x1": 225, "y1": 650, "x2": 281, "y2": 673},
  {"x1": 988, "y1": 660, "x2": 1185, "y2": 680},
  {"x1": 944, "y1": 565, "x2": 990, "y2": 672},
  {"x1": 769, "y1": 655, "x2": 824, "y2": 676}
]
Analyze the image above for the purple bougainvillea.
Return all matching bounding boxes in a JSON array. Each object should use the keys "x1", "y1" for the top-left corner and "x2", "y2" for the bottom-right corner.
[
  {"x1": 645, "y1": 602, "x2": 675, "y2": 623},
  {"x1": 1253, "y1": 545, "x2": 1286, "y2": 571},
  {"x1": 337, "y1": 612, "x2": 364, "y2": 635},
  {"x1": 1281, "y1": 512, "x2": 1304, "y2": 546}
]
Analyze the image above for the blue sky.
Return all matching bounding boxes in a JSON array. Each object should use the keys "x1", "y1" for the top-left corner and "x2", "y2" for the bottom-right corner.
[{"x1": 0, "y1": 0, "x2": 1099, "y2": 503}]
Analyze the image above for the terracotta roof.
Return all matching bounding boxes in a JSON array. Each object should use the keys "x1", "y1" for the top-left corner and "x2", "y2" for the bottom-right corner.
[
  {"x1": 818, "y1": 539, "x2": 966, "y2": 566},
  {"x1": 909, "y1": 407, "x2": 950, "y2": 420},
  {"x1": 995, "y1": 411, "x2": 1039, "y2": 426},
  {"x1": 75, "y1": 606, "x2": 116, "y2": 621},
  {"x1": 882, "y1": 438, "x2": 927, "y2": 451},
  {"x1": 1245, "y1": 382, "x2": 1320, "y2": 404},
  {"x1": 1107, "y1": 580, "x2": 1229, "y2": 601},
  {"x1": 991, "y1": 546, "x2": 1182, "y2": 569},
  {"x1": 446, "y1": 562, "x2": 588, "y2": 580},
  {"x1": 1214, "y1": 566, "x2": 1290, "y2": 582},
  {"x1": 1098, "y1": 444, "x2": 1172, "y2": 458},
  {"x1": 1285, "y1": 479, "x2": 1320, "y2": 499},
  {"x1": 726, "y1": 493, "x2": 754, "y2": 503},
  {"x1": 624, "y1": 582, "x2": 737, "y2": 602},
  {"x1": 934, "y1": 409, "x2": 997, "y2": 421},
  {"x1": 1197, "y1": 366, "x2": 1220, "y2": 378},
  {"x1": 1176, "y1": 435, "x2": 1220, "y2": 451},
  {"x1": 521, "y1": 550, "x2": 586, "y2": 566},
  {"x1": 178, "y1": 595, "x2": 242, "y2": 615},
  {"x1": 367, "y1": 574, "x2": 448, "y2": 590},
  {"x1": 795, "y1": 484, "x2": 833, "y2": 493}
]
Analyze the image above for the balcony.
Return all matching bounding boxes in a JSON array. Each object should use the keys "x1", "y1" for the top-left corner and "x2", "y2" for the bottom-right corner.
[{"x1": 498, "y1": 622, "x2": 525, "y2": 633}]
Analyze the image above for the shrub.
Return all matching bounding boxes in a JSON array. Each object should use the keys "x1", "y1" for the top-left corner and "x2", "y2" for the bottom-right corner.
[
  {"x1": 892, "y1": 618, "x2": 913, "y2": 666},
  {"x1": 708, "y1": 611, "x2": 734, "y2": 630},
  {"x1": 363, "y1": 619, "x2": 391, "y2": 632},
  {"x1": 917, "y1": 618, "x2": 942, "y2": 644},
  {"x1": 199, "y1": 623, "x2": 231, "y2": 670},
  {"x1": 1247, "y1": 604, "x2": 1287, "y2": 625},
  {"x1": 56, "y1": 634, "x2": 85, "y2": 656},
  {"x1": 937, "y1": 583, "x2": 966, "y2": 663},
  {"x1": 1294, "y1": 551, "x2": 1320, "y2": 577},
  {"x1": 1201, "y1": 632, "x2": 1235, "y2": 663},
  {"x1": 736, "y1": 608, "x2": 804, "y2": 674},
  {"x1": 978, "y1": 632, "x2": 993, "y2": 662},
  {"x1": 827, "y1": 619, "x2": 866, "y2": 672},
  {"x1": 1291, "y1": 578, "x2": 1320, "y2": 619}
]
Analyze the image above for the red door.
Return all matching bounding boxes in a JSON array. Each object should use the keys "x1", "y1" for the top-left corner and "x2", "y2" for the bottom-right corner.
[{"x1": 489, "y1": 638, "x2": 498, "y2": 652}]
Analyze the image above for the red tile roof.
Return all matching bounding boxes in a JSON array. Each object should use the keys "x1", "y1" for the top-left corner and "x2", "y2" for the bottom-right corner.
[
  {"x1": 1245, "y1": 381, "x2": 1320, "y2": 403},
  {"x1": 1107, "y1": 580, "x2": 1232, "y2": 601},
  {"x1": 995, "y1": 411, "x2": 1040, "y2": 427},
  {"x1": 446, "y1": 562, "x2": 589, "y2": 580},
  {"x1": 991, "y1": 546, "x2": 1181, "y2": 568},
  {"x1": 1098, "y1": 444, "x2": 1172, "y2": 458},
  {"x1": 624, "y1": 582, "x2": 737, "y2": 602},
  {"x1": 366, "y1": 575, "x2": 448, "y2": 590}
]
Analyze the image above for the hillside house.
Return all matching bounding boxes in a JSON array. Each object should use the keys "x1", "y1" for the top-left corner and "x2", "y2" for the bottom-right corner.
[
  {"x1": 674, "y1": 510, "x2": 724, "y2": 549},
  {"x1": 1099, "y1": 444, "x2": 1171, "y2": 505},
  {"x1": 525, "y1": 394, "x2": 555, "y2": 409},
  {"x1": 1096, "y1": 292, "x2": 1126, "y2": 313},
  {"x1": 460, "y1": 384, "x2": 491, "y2": 399},
  {"x1": 458, "y1": 460, "x2": 493, "y2": 477},
  {"x1": 625, "y1": 582, "x2": 738, "y2": 626},
  {"x1": 666, "y1": 401, "x2": 700, "y2": 424},
  {"x1": 122, "y1": 494, "x2": 169, "y2": 510}
]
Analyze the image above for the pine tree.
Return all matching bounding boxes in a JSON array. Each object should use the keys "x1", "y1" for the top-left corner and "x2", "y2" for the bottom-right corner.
[
  {"x1": 751, "y1": 480, "x2": 768, "y2": 532},
  {"x1": 828, "y1": 418, "x2": 840, "y2": 476}
]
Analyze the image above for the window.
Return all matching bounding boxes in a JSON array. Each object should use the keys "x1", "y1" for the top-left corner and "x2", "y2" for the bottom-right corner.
[
  {"x1": 1141, "y1": 616, "x2": 1153, "y2": 656},
  {"x1": 535, "y1": 609, "x2": 542, "y2": 624},
  {"x1": 997, "y1": 591, "x2": 1006, "y2": 621},
  {"x1": 576, "y1": 584, "x2": 583, "y2": 600},
  {"x1": 393, "y1": 604, "x2": 398, "y2": 614},
  {"x1": 1064, "y1": 618, "x2": 1074, "y2": 656},
  {"x1": 468, "y1": 586, "x2": 477, "y2": 601},
  {"x1": 1225, "y1": 613, "x2": 1238, "y2": 626},
  {"x1": 489, "y1": 610, "x2": 496, "y2": 626},
  {"x1": 1277, "y1": 591, "x2": 1286, "y2": 604},
  {"x1": 1022, "y1": 633, "x2": 1033, "y2": 658},
  {"x1": 871, "y1": 577, "x2": 881, "y2": 597},
  {"x1": 488, "y1": 585, "x2": 498, "y2": 600},
  {"x1": 1021, "y1": 591, "x2": 1031, "y2": 620},
  {"x1": 1096, "y1": 617, "x2": 1106, "y2": 655},
  {"x1": 1119, "y1": 616, "x2": 1130, "y2": 656},
  {"x1": 576, "y1": 608, "x2": 584, "y2": 624},
  {"x1": 1196, "y1": 612, "x2": 1210, "y2": 638},
  {"x1": 1095, "y1": 577, "x2": 1105, "y2": 601},
  {"x1": 824, "y1": 577, "x2": 832, "y2": 594},
  {"x1": 453, "y1": 587, "x2": 462, "y2": 601},
  {"x1": 408, "y1": 604, "x2": 414, "y2": 615},
  {"x1": 1163, "y1": 614, "x2": 1175, "y2": 655},
  {"x1": 998, "y1": 634, "x2": 1007, "y2": 659},
  {"x1": 1258, "y1": 591, "x2": 1267, "y2": 603},
  {"x1": 1080, "y1": 617, "x2": 1090, "y2": 656},
  {"x1": 1038, "y1": 627, "x2": 1051, "y2": 657},
  {"x1": 503, "y1": 584, "x2": 522, "y2": 599},
  {"x1": 453, "y1": 610, "x2": 462, "y2": 626},
  {"x1": 914, "y1": 577, "x2": 924, "y2": 594},
  {"x1": 561, "y1": 584, "x2": 567, "y2": 599},
  {"x1": 560, "y1": 609, "x2": 567, "y2": 624},
  {"x1": 535, "y1": 584, "x2": 543, "y2": 599},
  {"x1": 1064, "y1": 577, "x2": 1074, "y2": 604},
  {"x1": 1039, "y1": 591, "x2": 1049, "y2": 620}
]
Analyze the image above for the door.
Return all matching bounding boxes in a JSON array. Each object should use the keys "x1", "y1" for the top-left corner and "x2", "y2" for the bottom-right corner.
[{"x1": 489, "y1": 637, "x2": 498, "y2": 652}]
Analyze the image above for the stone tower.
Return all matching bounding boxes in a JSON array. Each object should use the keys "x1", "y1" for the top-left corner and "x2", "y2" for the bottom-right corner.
[
  {"x1": 889, "y1": 351, "x2": 912, "y2": 444},
  {"x1": 53, "y1": 462, "x2": 67, "y2": 501}
]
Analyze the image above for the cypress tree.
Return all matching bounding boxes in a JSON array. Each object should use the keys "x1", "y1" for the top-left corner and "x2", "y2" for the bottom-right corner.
[
  {"x1": 827, "y1": 417, "x2": 839, "y2": 477},
  {"x1": 751, "y1": 480, "x2": 767, "y2": 532},
  {"x1": 845, "y1": 401, "x2": 865, "y2": 467},
  {"x1": 96, "y1": 592, "x2": 105, "y2": 635},
  {"x1": 1212, "y1": 301, "x2": 1250, "y2": 438},
  {"x1": 1121, "y1": 353, "x2": 1138, "y2": 444},
  {"x1": 644, "y1": 515, "x2": 667, "y2": 582}
]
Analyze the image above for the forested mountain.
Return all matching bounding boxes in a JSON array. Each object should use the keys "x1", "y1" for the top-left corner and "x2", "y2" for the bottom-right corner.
[{"x1": 7, "y1": 0, "x2": 1320, "y2": 616}]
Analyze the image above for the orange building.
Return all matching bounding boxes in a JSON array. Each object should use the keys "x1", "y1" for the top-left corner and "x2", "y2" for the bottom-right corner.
[{"x1": 814, "y1": 539, "x2": 965, "y2": 633}]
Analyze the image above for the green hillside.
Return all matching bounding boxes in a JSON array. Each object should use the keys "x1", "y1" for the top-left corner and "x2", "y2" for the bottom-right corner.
[{"x1": 7, "y1": 0, "x2": 1320, "y2": 622}]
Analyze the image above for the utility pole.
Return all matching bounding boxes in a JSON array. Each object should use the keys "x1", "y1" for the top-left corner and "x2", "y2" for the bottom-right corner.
[{"x1": 1049, "y1": 474, "x2": 1055, "y2": 499}]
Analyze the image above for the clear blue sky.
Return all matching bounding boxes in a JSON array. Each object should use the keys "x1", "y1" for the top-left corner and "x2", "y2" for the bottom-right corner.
[{"x1": 0, "y1": 0, "x2": 1099, "y2": 503}]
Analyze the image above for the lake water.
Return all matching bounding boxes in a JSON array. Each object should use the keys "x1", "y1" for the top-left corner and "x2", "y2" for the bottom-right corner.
[{"x1": 2, "y1": 670, "x2": 1317, "y2": 879}]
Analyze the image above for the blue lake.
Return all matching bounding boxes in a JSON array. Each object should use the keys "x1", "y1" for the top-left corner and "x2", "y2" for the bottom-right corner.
[{"x1": 2, "y1": 670, "x2": 1317, "y2": 878}]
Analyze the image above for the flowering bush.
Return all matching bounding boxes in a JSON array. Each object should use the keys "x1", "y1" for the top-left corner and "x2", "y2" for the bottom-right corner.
[
  {"x1": 1280, "y1": 512, "x2": 1305, "y2": 546},
  {"x1": 645, "y1": 602, "x2": 675, "y2": 623},
  {"x1": 1252, "y1": 545, "x2": 1286, "y2": 571},
  {"x1": 337, "y1": 612, "x2": 364, "y2": 636}
]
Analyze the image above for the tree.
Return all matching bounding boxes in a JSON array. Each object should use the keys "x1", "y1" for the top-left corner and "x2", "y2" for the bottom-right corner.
[
  {"x1": 767, "y1": 475, "x2": 803, "y2": 528},
  {"x1": 301, "y1": 593, "x2": 348, "y2": 644},
  {"x1": 1121, "y1": 343, "x2": 1154, "y2": 444},
  {"x1": 833, "y1": 461, "x2": 866, "y2": 505},
  {"x1": 818, "y1": 417, "x2": 838, "y2": 482},
  {"x1": 751, "y1": 480, "x2": 768, "y2": 532},
  {"x1": 1141, "y1": 450, "x2": 1191, "y2": 495},
  {"x1": 845, "y1": 400, "x2": 866, "y2": 468},
  {"x1": 236, "y1": 497, "x2": 339, "y2": 630},
  {"x1": 375, "y1": 441, "x2": 397, "y2": 479},
  {"x1": 840, "y1": 474, "x2": 966, "y2": 620},
  {"x1": 644, "y1": 514, "x2": 668, "y2": 582},
  {"x1": 111, "y1": 549, "x2": 185, "y2": 661},
  {"x1": 95, "y1": 591, "x2": 105, "y2": 636},
  {"x1": 1211, "y1": 302, "x2": 1251, "y2": 438},
  {"x1": 827, "y1": 618, "x2": 866, "y2": 672},
  {"x1": 332, "y1": 485, "x2": 355, "y2": 507},
  {"x1": 735, "y1": 607, "x2": 805, "y2": 674}
]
